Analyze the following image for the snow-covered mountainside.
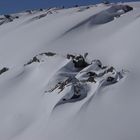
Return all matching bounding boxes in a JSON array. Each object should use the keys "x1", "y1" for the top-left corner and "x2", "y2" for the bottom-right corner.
[{"x1": 0, "y1": 2, "x2": 140, "y2": 140}]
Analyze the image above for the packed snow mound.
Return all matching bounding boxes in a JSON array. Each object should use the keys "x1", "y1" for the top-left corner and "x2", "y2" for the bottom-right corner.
[
  {"x1": 64, "y1": 4, "x2": 133, "y2": 34},
  {"x1": 0, "y1": 2, "x2": 140, "y2": 140},
  {"x1": 44, "y1": 54, "x2": 125, "y2": 106}
]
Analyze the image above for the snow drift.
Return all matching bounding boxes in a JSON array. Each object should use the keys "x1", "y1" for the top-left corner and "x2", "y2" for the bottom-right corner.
[{"x1": 0, "y1": 2, "x2": 140, "y2": 140}]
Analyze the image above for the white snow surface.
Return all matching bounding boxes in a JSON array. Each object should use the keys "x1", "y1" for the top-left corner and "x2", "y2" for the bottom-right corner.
[{"x1": 0, "y1": 2, "x2": 140, "y2": 140}]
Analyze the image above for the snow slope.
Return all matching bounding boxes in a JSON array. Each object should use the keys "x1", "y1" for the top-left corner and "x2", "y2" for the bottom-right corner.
[{"x1": 0, "y1": 2, "x2": 140, "y2": 140}]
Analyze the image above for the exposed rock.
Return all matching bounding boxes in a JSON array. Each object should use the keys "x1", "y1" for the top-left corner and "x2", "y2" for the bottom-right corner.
[
  {"x1": 26, "y1": 10, "x2": 33, "y2": 14},
  {"x1": 102, "y1": 0, "x2": 110, "y2": 5},
  {"x1": 123, "y1": 5, "x2": 133, "y2": 13},
  {"x1": 0, "y1": 67, "x2": 9, "y2": 75},
  {"x1": 25, "y1": 56, "x2": 40, "y2": 66},
  {"x1": 87, "y1": 76, "x2": 96, "y2": 83},
  {"x1": 106, "y1": 76, "x2": 115, "y2": 82},
  {"x1": 25, "y1": 52, "x2": 56, "y2": 66},
  {"x1": 39, "y1": 9, "x2": 44, "y2": 11},
  {"x1": 4, "y1": 15, "x2": 11, "y2": 19},
  {"x1": 73, "y1": 55, "x2": 89, "y2": 68},
  {"x1": 67, "y1": 54, "x2": 75, "y2": 59},
  {"x1": 40, "y1": 52, "x2": 56, "y2": 56},
  {"x1": 45, "y1": 54, "x2": 125, "y2": 105}
]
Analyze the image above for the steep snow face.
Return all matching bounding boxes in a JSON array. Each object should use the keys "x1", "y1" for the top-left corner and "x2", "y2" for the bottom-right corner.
[{"x1": 0, "y1": 2, "x2": 140, "y2": 140}]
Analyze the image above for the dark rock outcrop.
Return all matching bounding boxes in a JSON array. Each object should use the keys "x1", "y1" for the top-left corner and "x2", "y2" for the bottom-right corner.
[{"x1": 0, "y1": 67, "x2": 9, "y2": 75}]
